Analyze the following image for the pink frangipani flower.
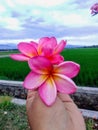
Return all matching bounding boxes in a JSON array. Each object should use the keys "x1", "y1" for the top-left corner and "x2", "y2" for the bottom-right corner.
[
  {"x1": 10, "y1": 37, "x2": 66, "y2": 64},
  {"x1": 23, "y1": 56, "x2": 80, "y2": 106},
  {"x1": 90, "y1": 3, "x2": 98, "y2": 16}
]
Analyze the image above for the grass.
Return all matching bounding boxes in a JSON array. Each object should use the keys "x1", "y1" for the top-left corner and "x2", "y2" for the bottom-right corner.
[
  {"x1": 0, "y1": 96, "x2": 97, "y2": 130},
  {"x1": 61, "y1": 48, "x2": 98, "y2": 87},
  {"x1": 0, "y1": 97, "x2": 30, "y2": 130},
  {"x1": 0, "y1": 48, "x2": 98, "y2": 87},
  {"x1": 86, "y1": 119, "x2": 93, "y2": 130},
  {"x1": 0, "y1": 96, "x2": 12, "y2": 103},
  {"x1": 85, "y1": 118, "x2": 98, "y2": 130},
  {"x1": 0, "y1": 57, "x2": 30, "y2": 81}
]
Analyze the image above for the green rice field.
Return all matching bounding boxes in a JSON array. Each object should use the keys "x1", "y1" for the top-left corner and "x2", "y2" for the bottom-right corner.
[
  {"x1": 0, "y1": 57, "x2": 30, "y2": 81},
  {"x1": 61, "y1": 48, "x2": 98, "y2": 87},
  {"x1": 0, "y1": 48, "x2": 98, "y2": 87}
]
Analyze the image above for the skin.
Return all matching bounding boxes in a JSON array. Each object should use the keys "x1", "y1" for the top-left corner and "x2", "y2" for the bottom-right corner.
[{"x1": 26, "y1": 90, "x2": 86, "y2": 130}]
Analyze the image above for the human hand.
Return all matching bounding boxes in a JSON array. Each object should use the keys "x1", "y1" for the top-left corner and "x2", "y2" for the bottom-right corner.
[{"x1": 26, "y1": 90, "x2": 86, "y2": 130}]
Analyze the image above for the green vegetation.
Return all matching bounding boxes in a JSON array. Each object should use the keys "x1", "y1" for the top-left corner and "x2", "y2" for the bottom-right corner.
[
  {"x1": 0, "y1": 101, "x2": 29, "y2": 130},
  {"x1": 61, "y1": 48, "x2": 98, "y2": 87},
  {"x1": 0, "y1": 57, "x2": 30, "y2": 81},
  {"x1": 0, "y1": 48, "x2": 98, "y2": 87},
  {"x1": 85, "y1": 118, "x2": 95, "y2": 130},
  {"x1": 0, "y1": 97, "x2": 96, "y2": 130},
  {"x1": 0, "y1": 96, "x2": 12, "y2": 103}
]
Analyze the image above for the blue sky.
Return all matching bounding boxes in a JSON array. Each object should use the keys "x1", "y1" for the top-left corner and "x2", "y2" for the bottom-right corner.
[{"x1": 0, "y1": 0, "x2": 98, "y2": 46}]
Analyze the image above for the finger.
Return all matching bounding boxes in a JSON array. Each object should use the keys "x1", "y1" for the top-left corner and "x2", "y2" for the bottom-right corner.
[
  {"x1": 64, "y1": 101, "x2": 86, "y2": 130},
  {"x1": 58, "y1": 93, "x2": 83, "y2": 117},
  {"x1": 26, "y1": 90, "x2": 37, "y2": 110},
  {"x1": 27, "y1": 90, "x2": 37, "y2": 99},
  {"x1": 58, "y1": 93, "x2": 73, "y2": 103},
  {"x1": 58, "y1": 93, "x2": 80, "y2": 113},
  {"x1": 58, "y1": 93, "x2": 86, "y2": 129}
]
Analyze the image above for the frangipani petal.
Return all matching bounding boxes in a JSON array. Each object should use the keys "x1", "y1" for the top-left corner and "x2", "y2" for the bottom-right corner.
[
  {"x1": 54, "y1": 40, "x2": 66, "y2": 54},
  {"x1": 39, "y1": 77, "x2": 57, "y2": 106},
  {"x1": 53, "y1": 61, "x2": 80, "y2": 78},
  {"x1": 90, "y1": 3, "x2": 98, "y2": 15},
  {"x1": 23, "y1": 71, "x2": 48, "y2": 90},
  {"x1": 10, "y1": 54, "x2": 29, "y2": 61},
  {"x1": 39, "y1": 37, "x2": 57, "y2": 47},
  {"x1": 49, "y1": 54, "x2": 64, "y2": 64},
  {"x1": 10, "y1": 37, "x2": 67, "y2": 65},
  {"x1": 18, "y1": 42, "x2": 38, "y2": 57},
  {"x1": 42, "y1": 47, "x2": 53, "y2": 56},
  {"x1": 28, "y1": 56, "x2": 53, "y2": 74},
  {"x1": 10, "y1": 36, "x2": 79, "y2": 107},
  {"x1": 30, "y1": 41, "x2": 38, "y2": 49},
  {"x1": 38, "y1": 37, "x2": 50, "y2": 54},
  {"x1": 38, "y1": 37, "x2": 57, "y2": 54},
  {"x1": 53, "y1": 74, "x2": 77, "y2": 94},
  {"x1": 45, "y1": 37, "x2": 57, "y2": 47},
  {"x1": 39, "y1": 37, "x2": 50, "y2": 45}
]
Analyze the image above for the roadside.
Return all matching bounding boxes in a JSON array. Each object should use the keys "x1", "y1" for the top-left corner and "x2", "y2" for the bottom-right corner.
[
  {"x1": 0, "y1": 55, "x2": 9, "y2": 58},
  {"x1": 0, "y1": 95, "x2": 98, "y2": 129},
  {"x1": 11, "y1": 97, "x2": 98, "y2": 120}
]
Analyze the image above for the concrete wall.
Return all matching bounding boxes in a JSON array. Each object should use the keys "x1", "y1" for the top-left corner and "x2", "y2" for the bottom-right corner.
[{"x1": 0, "y1": 80, "x2": 98, "y2": 111}]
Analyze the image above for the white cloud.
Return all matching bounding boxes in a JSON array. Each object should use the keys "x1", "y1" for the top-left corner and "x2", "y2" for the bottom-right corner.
[
  {"x1": 60, "y1": 34, "x2": 98, "y2": 46},
  {"x1": 0, "y1": 5, "x2": 6, "y2": 12},
  {"x1": 48, "y1": 11, "x2": 89, "y2": 27},
  {"x1": 13, "y1": 0, "x2": 67, "y2": 7},
  {"x1": 0, "y1": 38, "x2": 38, "y2": 44},
  {"x1": 0, "y1": 0, "x2": 98, "y2": 46},
  {"x1": 0, "y1": 17, "x2": 22, "y2": 30}
]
